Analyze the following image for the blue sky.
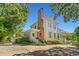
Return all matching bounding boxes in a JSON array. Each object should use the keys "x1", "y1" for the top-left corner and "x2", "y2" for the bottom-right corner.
[{"x1": 23, "y1": 3, "x2": 79, "y2": 33}]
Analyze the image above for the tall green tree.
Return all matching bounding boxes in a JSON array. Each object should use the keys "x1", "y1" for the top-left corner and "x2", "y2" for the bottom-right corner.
[
  {"x1": 63, "y1": 32, "x2": 76, "y2": 41},
  {"x1": 52, "y1": 3, "x2": 79, "y2": 22},
  {"x1": 0, "y1": 3, "x2": 29, "y2": 42},
  {"x1": 74, "y1": 26, "x2": 79, "y2": 42}
]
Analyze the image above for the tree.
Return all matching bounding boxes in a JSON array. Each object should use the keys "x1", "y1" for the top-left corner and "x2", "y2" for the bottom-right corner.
[
  {"x1": 63, "y1": 32, "x2": 76, "y2": 43},
  {"x1": 74, "y1": 26, "x2": 79, "y2": 42},
  {"x1": 51, "y1": 3, "x2": 79, "y2": 22},
  {"x1": 0, "y1": 4, "x2": 29, "y2": 43}
]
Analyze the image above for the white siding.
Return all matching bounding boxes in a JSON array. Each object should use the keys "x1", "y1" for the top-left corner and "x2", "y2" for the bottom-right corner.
[
  {"x1": 24, "y1": 16, "x2": 66, "y2": 43},
  {"x1": 30, "y1": 28, "x2": 39, "y2": 43},
  {"x1": 43, "y1": 17, "x2": 58, "y2": 41}
]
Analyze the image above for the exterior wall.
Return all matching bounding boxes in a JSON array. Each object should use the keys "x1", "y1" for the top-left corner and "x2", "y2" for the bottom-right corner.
[
  {"x1": 24, "y1": 30, "x2": 30, "y2": 39},
  {"x1": 43, "y1": 16, "x2": 66, "y2": 42},
  {"x1": 29, "y1": 28, "x2": 39, "y2": 43},
  {"x1": 43, "y1": 17, "x2": 58, "y2": 41},
  {"x1": 24, "y1": 28, "x2": 39, "y2": 43},
  {"x1": 56, "y1": 29, "x2": 66, "y2": 42}
]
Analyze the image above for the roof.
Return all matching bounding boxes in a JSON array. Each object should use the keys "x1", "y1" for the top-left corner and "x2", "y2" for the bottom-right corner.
[
  {"x1": 30, "y1": 16, "x2": 58, "y2": 28},
  {"x1": 43, "y1": 16, "x2": 57, "y2": 24},
  {"x1": 30, "y1": 22, "x2": 38, "y2": 28}
]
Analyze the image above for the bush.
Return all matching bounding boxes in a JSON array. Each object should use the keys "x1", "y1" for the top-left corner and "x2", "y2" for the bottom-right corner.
[
  {"x1": 15, "y1": 37, "x2": 32, "y2": 45},
  {"x1": 46, "y1": 40, "x2": 61, "y2": 45},
  {"x1": 62, "y1": 41, "x2": 70, "y2": 45},
  {"x1": 35, "y1": 43, "x2": 46, "y2": 46},
  {"x1": 73, "y1": 41, "x2": 79, "y2": 46}
]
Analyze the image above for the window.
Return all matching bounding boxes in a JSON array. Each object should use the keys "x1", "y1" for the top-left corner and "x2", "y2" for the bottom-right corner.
[
  {"x1": 48, "y1": 22, "x2": 51, "y2": 27},
  {"x1": 49, "y1": 32, "x2": 52, "y2": 38},
  {"x1": 32, "y1": 33, "x2": 35, "y2": 37},
  {"x1": 54, "y1": 33, "x2": 56, "y2": 39},
  {"x1": 53, "y1": 25, "x2": 56, "y2": 30},
  {"x1": 57, "y1": 34, "x2": 60, "y2": 40}
]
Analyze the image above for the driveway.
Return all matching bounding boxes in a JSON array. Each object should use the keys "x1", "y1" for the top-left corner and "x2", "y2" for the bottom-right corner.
[{"x1": 0, "y1": 45, "x2": 78, "y2": 56}]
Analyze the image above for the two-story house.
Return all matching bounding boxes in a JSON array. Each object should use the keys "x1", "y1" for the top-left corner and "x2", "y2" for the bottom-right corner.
[{"x1": 24, "y1": 8, "x2": 66, "y2": 43}]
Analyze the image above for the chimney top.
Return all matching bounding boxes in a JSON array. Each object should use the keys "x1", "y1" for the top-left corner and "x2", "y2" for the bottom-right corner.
[
  {"x1": 38, "y1": 8, "x2": 43, "y2": 19},
  {"x1": 39, "y1": 8, "x2": 43, "y2": 11}
]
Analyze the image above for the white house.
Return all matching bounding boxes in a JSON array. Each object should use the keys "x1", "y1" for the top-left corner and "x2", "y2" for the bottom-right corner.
[{"x1": 24, "y1": 8, "x2": 66, "y2": 43}]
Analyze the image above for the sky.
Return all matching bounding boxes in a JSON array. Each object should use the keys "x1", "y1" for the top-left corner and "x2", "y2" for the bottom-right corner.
[{"x1": 23, "y1": 3, "x2": 79, "y2": 33}]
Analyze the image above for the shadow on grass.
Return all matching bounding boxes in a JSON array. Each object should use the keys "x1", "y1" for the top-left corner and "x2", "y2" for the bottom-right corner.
[{"x1": 13, "y1": 46, "x2": 79, "y2": 56}]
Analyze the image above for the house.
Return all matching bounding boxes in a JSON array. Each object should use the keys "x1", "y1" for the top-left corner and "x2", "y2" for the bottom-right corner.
[{"x1": 24, "y1": 8, "x2": 66, "y2": 43}]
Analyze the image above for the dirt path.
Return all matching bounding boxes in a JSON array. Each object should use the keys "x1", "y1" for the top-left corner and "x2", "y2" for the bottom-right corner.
[{"x1": 0, "y1": 45, "x2": 77, "y2": 56}]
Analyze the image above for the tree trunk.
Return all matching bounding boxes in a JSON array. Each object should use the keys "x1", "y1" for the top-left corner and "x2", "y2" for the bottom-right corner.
[{"x1": 11, "y1": 34, "x2": 16, "y2": 44}]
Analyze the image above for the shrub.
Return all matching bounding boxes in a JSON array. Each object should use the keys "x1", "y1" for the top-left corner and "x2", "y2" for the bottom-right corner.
[
  {"x1": 74, "y1": 43, "x2": 79, "y2": 46},
  {"x1": 62, "y1": 41, "x2": 70, "y2": 45},
  {"x1": 15, "y1": 37, "x2": 32, "y2": 45},
  {"x1": 35, "y1": 43, "x2": 46, "y2": 46},
  {"x1": 73, "y1": 41, "x2": 79, "y2": 46},
  {"x1": 46, "y1": 40, "x2": 61, "y2": 45},
  {"x1": 74, "y1": 26, "x2": 79, "y2": 43}
]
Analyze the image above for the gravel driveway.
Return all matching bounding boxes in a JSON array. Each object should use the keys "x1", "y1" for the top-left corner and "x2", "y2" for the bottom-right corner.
[{"x1": 0, "y1": 45, "x2": 78, "y2": 56}]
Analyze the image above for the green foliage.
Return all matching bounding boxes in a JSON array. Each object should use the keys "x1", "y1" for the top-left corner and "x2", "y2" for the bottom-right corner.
[
  {"x1": 0, "y1": 4, "x2": 29, "y2": 42},
  {"x1": 63, "y1": 32, "x2": 76, "y2": 41},
  {"x1": 46, "y1": 40, "x2": 61, "y2": 45},
  {"x1": 74, "y1": 26, "x2": 79, "y2": 42},
  {"x1": 62, "y1": 40, "x2": 70, "y2": 45},
  {"x1": 35, "y1": 43, "x2": 46, "y2": 46},
  {"x1": 73, "y1": 42, "x2": 79, "y2": 46},
  {"x1": 52, "y1": 3, "x2": 79, "y2": 22},
  {"x1": 15, "y1": 37, "x2": 32, "y2": 45}
]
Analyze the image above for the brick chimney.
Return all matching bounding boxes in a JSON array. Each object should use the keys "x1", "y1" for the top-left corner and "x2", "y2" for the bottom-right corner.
[{"x1": 37, "y1": 8, "x2": 44, "y2": 42}]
